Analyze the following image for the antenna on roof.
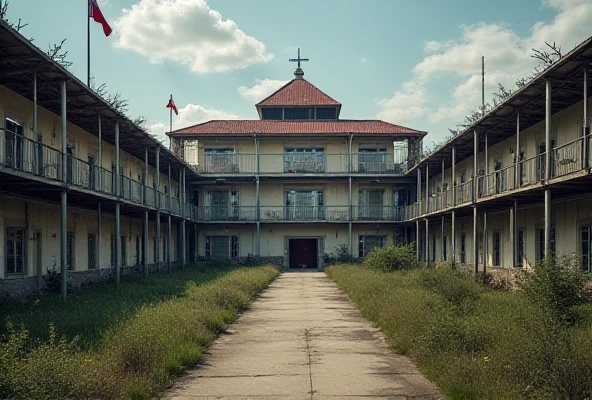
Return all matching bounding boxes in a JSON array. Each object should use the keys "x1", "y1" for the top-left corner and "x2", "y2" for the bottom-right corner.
[{"x1": 289, "y1": 48, "x2": 309, "y2": 79}]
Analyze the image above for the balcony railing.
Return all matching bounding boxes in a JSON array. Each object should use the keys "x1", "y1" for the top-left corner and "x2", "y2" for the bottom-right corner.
[
  {"x1": 455, "y1": 180, "x2": 473, "y2": 206},
  {"x1": 551, "y1": 136, "x2": 586, "y2": 179},
  {"x1": 194, "y1": 152, "x2": 407, "y2": 175},
  {"x1": 353, "y1": 206, "x2": 406, "y2": 222},
  {"x1": 158, "y1": 192, "x2": 168, "y2": 211},
  {"x1": 1, "y1": 130, "x2": 62, "y2": 180},
  {"x1": 197, "y1": 153, "x2": 257, "y2": 174},
  {"x1": 200, "y1": 206, "x2": 257, "y2": 221}
]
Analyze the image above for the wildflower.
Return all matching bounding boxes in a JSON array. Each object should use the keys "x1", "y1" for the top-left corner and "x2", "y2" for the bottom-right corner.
[{"x1": 484, "y1": 356, "x2": 490, "y2": 363}]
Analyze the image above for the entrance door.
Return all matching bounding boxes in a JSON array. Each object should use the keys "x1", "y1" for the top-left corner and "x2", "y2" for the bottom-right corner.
[{"x1": 289, "y1": 239, "x2": 318, "y2": 269}]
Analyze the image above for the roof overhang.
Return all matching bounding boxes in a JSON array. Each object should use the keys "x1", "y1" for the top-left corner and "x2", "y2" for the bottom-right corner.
[
  {"x1": 0, "y1": 20, "x2": 195, "y2": 180},
  {"x1": 408, "y1": 35, "x2": 592, "y2": 178}
]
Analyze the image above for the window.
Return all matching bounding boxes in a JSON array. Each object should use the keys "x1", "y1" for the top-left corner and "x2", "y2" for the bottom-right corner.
[
  {"x1": 431, "y1": 233, "x2": 436, "y2": 262},
  {"x1": 443, "y1": 236, "x2": 447, "y2": 261},
  {"x1": 261, "y1": 108, "x2": 283, "y2": 120},
  {"x1": 88, "y1": 233, "x2": 97, "y2": 269},
  {"x1": 358, "y1": 235, "x2": 386, "y2": 258},
  {"x1": 285, "y1": 190, "x2": 324, "y2": 220},
  {"x1": 67, "y1": 232, "x2": 75, "y2": 270},
  {"x1": 110, "y1": 235, "x2": 115, "y2": 266},
  {"x1": 205, "y1": 235, "x2": 239, "y2": 259},
  {"x1": 4, "y1": 118, "x2": 24, "y2": 169},
  {"x1": 460, "y1": 233, "x2": 466, "y2": 264},
  {"x1": 284, "y1": 148, "x2": 325, "y2": 173},
  {"x1": 492, "y1": 231, "x2": 501, "y2": 266},
  {"x1": 204, "y1": 148, "x2": 237, "y2": 173},
  {"x1": 6, "y1": 227, "x2": 25, "y2": 274},
  {"x1": 316, "y1": 107, "x2": 337, "y2": 120},
  {"x1": 518, "y1": 229, "x2": 524, "y2": 267},
  {"x1": 284, "y1": 108, "x2": 313, "y2": 120},
  {"x1": 478, "y1": 233, "x2": 484, "y2": 264},
  {"x1": 358, "y1": 190, "x2": 384, "y2": 220},
  {"x1": 581, "y1": 226, "x2": 592, "y2": 272},
  {"x1": 358, "y1": 148, "x2": 388, "y2": 173},
  {"x1": 135, "y1": 236, "x2": 140, "y2": 266},
  {"x1": 537, "y1": 226, "x2": 556, "y2": 261}
]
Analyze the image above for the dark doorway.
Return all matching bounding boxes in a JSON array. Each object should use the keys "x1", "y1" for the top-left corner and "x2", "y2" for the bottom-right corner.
[{"x1": 289, "y1": 239, "x2": 318, "y2": 269}]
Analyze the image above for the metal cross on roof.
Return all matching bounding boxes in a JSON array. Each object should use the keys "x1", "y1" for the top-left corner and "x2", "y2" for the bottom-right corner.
[{"x1": 289, "y1": 48, "x2": 309, "y2": 69}]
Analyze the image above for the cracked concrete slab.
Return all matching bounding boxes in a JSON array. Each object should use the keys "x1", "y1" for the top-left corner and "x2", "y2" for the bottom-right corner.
[{"x1": 162, "y1": 272, "x2": 442, "y2": 400}]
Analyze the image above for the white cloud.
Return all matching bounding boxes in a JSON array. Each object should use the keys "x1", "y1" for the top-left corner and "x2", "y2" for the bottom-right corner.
[
  {"x1": 360, "y1": 56, "x2": 368, "y2": 64},
  {"x1": 113, "y1": 0, "x2": 274, "y2": 74},
  {"x1": 149, "y1": 103, "x2": 239, "y2": 143},
  {"x1": 377, "y1": 0, "x2": 592, "y2": 141},
  {"x1": 237, "y1": 79, "x2": 288, "y2": 103}
]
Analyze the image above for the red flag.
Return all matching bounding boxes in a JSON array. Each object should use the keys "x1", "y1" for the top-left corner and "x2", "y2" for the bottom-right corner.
[
  {"x1": 166, "y1": 98, "x2": 179, "y2": 115},
  {"x1": 89, "y1": 0, "x2": 112, "y2": 37}
]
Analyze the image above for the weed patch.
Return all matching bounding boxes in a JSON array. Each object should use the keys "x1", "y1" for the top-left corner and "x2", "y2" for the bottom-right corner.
[
  {"x1": 326, "y1": 262, "x2": 592, "y2": 399},
  {"x1": 0, "y1": 265, "x2": 278, "y2": 399}
]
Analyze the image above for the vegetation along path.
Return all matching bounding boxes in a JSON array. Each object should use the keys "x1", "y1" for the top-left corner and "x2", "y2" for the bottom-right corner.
[{"x1": 164, "y1": 272, "x2": 441, "y2": 399}]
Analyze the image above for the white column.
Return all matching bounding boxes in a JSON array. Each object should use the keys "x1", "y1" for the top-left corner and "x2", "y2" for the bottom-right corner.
[
  {"x1": 473, "y1": 206, "x2": 478, "y2": 275},
  {"x1": 60, "y1": 80, "x2": 67, "y2": 300},
  {"x1": 115, "y1": 121, "x2": 121, "y2": 285},
  {"x1": 545, "y1": 80, "x2": 552, "y2": 258}
]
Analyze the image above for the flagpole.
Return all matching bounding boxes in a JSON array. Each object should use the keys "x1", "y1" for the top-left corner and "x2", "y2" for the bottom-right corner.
[
  {"x1": 169, "y1": 94, "x2": 173, "y2": 150},
  {"x1": 87, "y1": 0, "x2": 91, "y2": 87}
]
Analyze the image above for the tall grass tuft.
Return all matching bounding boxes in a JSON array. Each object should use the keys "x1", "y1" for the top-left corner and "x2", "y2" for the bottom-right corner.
[
  {"x1": 0, "y1": 265, "x2": 278, "y2": 399},
  {"x1": 327, "y1": 259, "x2": 592, "y2": 399}
]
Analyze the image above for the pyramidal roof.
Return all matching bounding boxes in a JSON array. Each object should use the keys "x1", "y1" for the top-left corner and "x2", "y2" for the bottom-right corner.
[{"x1": 256, "y1": 78, "x2": 341, "y2": 108}]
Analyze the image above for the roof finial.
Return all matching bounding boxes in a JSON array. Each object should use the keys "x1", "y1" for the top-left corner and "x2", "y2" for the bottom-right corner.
[{"x1": 289, "y1": 48, "x2": 309, "y2": 79}]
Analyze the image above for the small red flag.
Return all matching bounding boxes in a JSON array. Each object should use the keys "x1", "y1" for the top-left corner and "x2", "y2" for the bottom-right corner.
[
  {"x1": 89, "y1": 0, "x2": 112, "y2": 37},
  {"x1": 166, "y1": 98, "x2": 179, "y2": 115}
]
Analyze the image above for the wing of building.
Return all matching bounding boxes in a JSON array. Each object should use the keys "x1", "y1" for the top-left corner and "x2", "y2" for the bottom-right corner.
[{"x1": 169, "y1": 67, "x2": 426, "y2": 268}]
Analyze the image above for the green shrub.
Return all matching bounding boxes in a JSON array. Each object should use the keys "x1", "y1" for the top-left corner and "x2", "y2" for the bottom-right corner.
[
  {"x1": 363, "y1": 244, "x2": 417, "y2": 272},
  {"x1": 0, "y1": 265, "x2": 279, "y2": 400},
  {"x1": 520, "y1": 255, "x2": 589, "y2": 323},
  {"x1": 326, "y1": 264, "x2": 592, "y2": 399}
]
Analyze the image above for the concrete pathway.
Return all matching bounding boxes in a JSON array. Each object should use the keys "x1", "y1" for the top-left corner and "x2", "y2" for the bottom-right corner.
[{"x1": 164, "y1": 272, "x2": 442, "y2": 400}]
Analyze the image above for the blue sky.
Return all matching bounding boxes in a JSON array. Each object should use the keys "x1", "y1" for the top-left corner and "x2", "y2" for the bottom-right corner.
[{"x1": 5, "y1": 0, "x2": 592, "y2": 146}]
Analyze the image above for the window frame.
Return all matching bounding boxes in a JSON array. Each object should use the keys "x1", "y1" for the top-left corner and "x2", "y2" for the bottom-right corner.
[{"x1": 5, "y1": 226, "x2": 26, "y2": 275}]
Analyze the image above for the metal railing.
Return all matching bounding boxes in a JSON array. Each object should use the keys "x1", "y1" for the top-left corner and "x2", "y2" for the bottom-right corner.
[
  {"x1": 145, "y1": 188, "x2": 155, "y2": 206},
  {"x1": 1, "y1": 129, "x2": 62, "y2": 180},
  {"x1": 197, "y1": 153, "x2": 257, "y2": 174},
  {"x1": 170, "y1": 198, "x2": 180, "y2": 215},
  {"x1": 455, "y1": 180, "x2": 473, "y2": 205},
  {"x1": 158, "y1": 192, "x2": 168, "y2": 211},
  {"x1": 517, "y1": 154, "x2": 541, "y2": 187},
  {"x1": 353, "y1": 205, "x2": 405, "y2": 221},
  {"x1": 350, "y1": 153, "x2": 407, "y2": 175},
  {"x1": 200, "y1": 206, "x2": 257, "y2": 221},
  {"x1": 551, "y1": 136, "x2": 585, "y2": 179}
]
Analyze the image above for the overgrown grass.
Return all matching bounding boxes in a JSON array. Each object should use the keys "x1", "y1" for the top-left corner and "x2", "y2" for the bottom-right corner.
[
  {"x1": 326, "y1": 263, "x2": 592, "y2": 400},
  {"x1": 0, "y1": 265, "x2": 279, "y2": 399}
]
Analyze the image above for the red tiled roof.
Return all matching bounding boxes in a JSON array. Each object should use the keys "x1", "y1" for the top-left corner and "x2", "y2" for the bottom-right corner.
[
  {"x1": 169, "y1": 120, "x2": 425, "y2": 136},
  {"x1": 256, "y1": 79, "x2": 341, "y2": 107}
]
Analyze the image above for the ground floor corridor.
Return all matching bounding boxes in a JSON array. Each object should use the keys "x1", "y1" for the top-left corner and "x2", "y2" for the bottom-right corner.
[{"x1": 164, "y1": 272, "x2": 441, "y2": 399}]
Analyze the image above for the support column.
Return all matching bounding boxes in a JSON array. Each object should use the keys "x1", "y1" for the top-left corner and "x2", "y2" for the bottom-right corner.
[
  {"x1": 115, "y1": 121, "x2": 121, "y2": 285},
  {"x1": 451, "y1": 145, "x2": 456, "y2": 268},
  {"x1": 98, "y1": 114, "x2": 102, "y2": 190},
  {"x1": 473, "y1": 206, "x2": 478, "y2": 276},
  {"x1": 33, "y1": 71, "x2": 38, "y2": 134},
  {"x1": 473, "y1": 130, "x2": 479, "y2": 202},
  {"x1": 98, "y1": 203, "x2": 101, "y2": 270},
  {"x1": 515, "y1": 112, "x2": 520, "y2": 188},
  {"x1": 168, "y1": 164, "x2": 172, "y2": 271},
  {"x1": 451, "y1": 210, "x2": 456, "y2": 268},
  {"x1": 143, "y1": 209, "x2": 148, "y2": 275},
  {"x1": 60, "y1": 80, "x2": 67, "y2": 301},
  {"x1": 194, "y1": 223, "x2": 199, "y2": 263},
  {"x1": 484, "y1": 132, "x2": 489, "y2": 196},
  {"x1": 155, "y1": 147, "x2": 160, "y2": 269},
  {"x1": 181, "y1": 168, "x2": 186, "y2": 267},
  {"x1": 348, "y1": 176, "x2": 353, "y2": 259},
  {"x1": 417, "y1": 168, "x2": 422, "y2": 216},
  {"x1": 425, "y1": 219, "x2": 429, "y2": 266},
  {"x1": 256, "y1": 176, "x2": 260, "y2": 258},
  {"x1": 483, "y1": 210, "x2": 487, "y2": 277},
  {"x1": 545, "y1": 79, "x2": 552, "y2": 258},
  {"x1": 584, "y1": 68, "x2": 589, "y2": 169},
  {"x1": 425, "y1": 164, "x2": 429, "y2": 214},
  {"x1": 441, "y1": 158, "x2": 445, "y2": 209},
  {"x1": 415, "y1": 220, "x2": 420, "y2": 261},
  {"x1": 512, "y1": 199, "x2": 518, "y2": 267},
  {"x1": 441, "y1": 215, "x2": 445, "y2": 262}
]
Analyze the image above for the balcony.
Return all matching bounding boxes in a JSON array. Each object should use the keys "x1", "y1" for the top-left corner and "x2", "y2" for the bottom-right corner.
[
  {"x1": 193, "y1": 152, "x2": 408, "y2": 175},
  {"x1": 200, "y1": 206, "x2": 256, "y2": 222},
  {"x1": 0, "y1": 129, "x2": 195, "y2": 218},
  {"x1": 353, "y1": 205, "x2": 406, "y2": 222}
]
